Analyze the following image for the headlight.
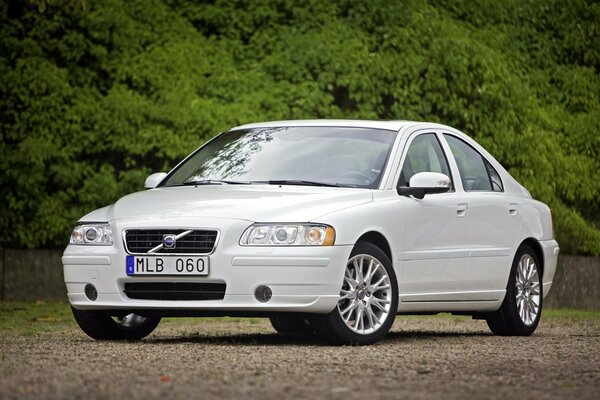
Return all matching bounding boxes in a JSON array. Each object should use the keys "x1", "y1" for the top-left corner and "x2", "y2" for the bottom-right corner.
[
  {"x1": 240, "y1": 224, "x2": 335, "y2": 246},
  {"x1": 70, "y1": 223, "x2": 113, "y2": 246}
]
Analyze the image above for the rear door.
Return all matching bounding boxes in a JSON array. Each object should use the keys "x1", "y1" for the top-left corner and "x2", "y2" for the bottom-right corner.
[{"x1": 442, "y1": 133, "x2": 523, "y2": 291}]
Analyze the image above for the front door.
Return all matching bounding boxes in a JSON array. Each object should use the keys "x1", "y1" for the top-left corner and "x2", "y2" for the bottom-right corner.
[{"x1": 397, "y1": 131, "x2": 472, "y2": 301}]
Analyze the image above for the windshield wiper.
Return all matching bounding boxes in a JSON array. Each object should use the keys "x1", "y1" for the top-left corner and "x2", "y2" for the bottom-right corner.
[
  {"x1": 178, "y1": 180, "x2": 251, "y2": 186},
  {"x1": 173, "y1": 179, "x2": 356, "y2": 188},
  {"x1": 256, "y1": 180, "x2": 350, "y2": 188}
]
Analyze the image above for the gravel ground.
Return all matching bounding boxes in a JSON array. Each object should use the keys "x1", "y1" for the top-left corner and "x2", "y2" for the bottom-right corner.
[{"x1": 0, "y1": 315, "x2": 598, "y2": 400}]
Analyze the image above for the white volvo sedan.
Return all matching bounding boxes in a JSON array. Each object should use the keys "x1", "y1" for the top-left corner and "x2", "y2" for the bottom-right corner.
[{"x1": 63, "y1": 120, "x2": 559, "y2": 345}]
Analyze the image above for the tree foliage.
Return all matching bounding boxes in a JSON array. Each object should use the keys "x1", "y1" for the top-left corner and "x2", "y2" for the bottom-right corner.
[{"x1": 1, "y1": 0, "x2": 599, "y2": 253}]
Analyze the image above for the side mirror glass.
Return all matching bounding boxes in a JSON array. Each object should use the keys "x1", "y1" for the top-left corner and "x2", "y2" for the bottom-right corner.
[
  {"x1": 144, "y1": 172, "x2": 167, "y2": 189},
  {"x1": 397, "y1": 172, "x2": 451, "y2": 199}
]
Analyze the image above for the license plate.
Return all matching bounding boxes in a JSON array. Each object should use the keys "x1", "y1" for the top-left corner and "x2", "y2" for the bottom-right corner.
[{"x1": 126, "y1": 255, "x2": 209, "y2": 276}]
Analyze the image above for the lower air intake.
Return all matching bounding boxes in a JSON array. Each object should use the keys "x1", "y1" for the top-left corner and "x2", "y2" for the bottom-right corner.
[{"x1": 123, "y1": 282, "x2": 226, "y2": 301}]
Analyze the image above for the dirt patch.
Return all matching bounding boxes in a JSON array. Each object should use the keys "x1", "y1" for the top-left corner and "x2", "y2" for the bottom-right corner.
[{"x1": 0, "y1": 316, "x2": 598, "y2": 400}]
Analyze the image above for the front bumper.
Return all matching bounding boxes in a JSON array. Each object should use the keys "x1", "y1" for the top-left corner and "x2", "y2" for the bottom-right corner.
[{"x1": 63, "y1": 225, "x2": 352, "y2": 314}]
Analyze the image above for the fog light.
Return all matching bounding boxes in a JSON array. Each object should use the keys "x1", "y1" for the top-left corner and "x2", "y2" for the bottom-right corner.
[
  {"x1": 84, "y1": 284, "x2": 98, "y2": 301},
  {"x1": 254, "y1": 285, "x2": 272, "y2": 303}
]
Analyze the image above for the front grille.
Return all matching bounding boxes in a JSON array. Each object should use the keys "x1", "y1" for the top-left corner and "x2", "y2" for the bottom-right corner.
[
  {"x1": 123, "y1": 282, "x2": 226, "y2": 301},
  {"x1": 124, "y1": 229, "x2": 218, "y2": 254}
]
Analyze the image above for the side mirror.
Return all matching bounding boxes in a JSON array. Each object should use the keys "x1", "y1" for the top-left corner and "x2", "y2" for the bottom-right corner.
[
  {"x1": 144, "y1": 172, "x2": 167, "y2": 189},
  {"x1": 397, "y1": 172, "x2": 451, "y2": 199}
]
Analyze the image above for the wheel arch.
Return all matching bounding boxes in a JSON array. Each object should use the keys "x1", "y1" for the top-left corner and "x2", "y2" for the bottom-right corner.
[
  {"x1": 356, "y1": 231, "x2": 393, "y2": 264},
  {"x1": 520, "y1": 237, "x2": 545, "y2": 277}
]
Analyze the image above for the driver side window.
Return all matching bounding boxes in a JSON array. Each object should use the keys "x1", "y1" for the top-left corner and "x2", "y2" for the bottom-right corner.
[{"x1": 399, "y1": 133, "x2": 452, "y2": 189}]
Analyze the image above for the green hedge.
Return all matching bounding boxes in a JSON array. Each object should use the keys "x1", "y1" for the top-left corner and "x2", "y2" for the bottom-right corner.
[{"x1": 1, "y1": 0, "x2": 599, "y2": 253}]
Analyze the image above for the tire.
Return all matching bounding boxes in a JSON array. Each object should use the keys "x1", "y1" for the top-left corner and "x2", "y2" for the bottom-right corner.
[
  {"x1": 71, "y1": 307, "x2": 161, "y2": 340},
  {"x1": 486, "y1": 243, "x2": 543, "y2": 336},
  {"x1": 310, "y1": 241, "x2": 398, "y2": 345},
  {"x1": 269, "y1": 315, "x2": 314, "y2": 335}
]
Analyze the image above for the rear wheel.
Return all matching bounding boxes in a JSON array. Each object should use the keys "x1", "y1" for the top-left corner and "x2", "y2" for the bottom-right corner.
[
  {"x1": 486, "y1": 244, "x2": 542, "y2": 336},
  {"x1": 71, "y1": 307, "x2": 161, "y2": 340},
  {"x1": 269, "y1": 316, "x2": 314, "y2": 335},
  {"x1": 311, "y1": 241, "x2": 398, "y2": 345}
]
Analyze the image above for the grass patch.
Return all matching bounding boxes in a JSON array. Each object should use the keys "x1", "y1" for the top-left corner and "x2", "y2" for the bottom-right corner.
[
  {"x1": 543, "y1": 309, "x2": 600, "y2": 320},
  {"x1": 0, "y1": 301, "x2": 264, "y2": 336},
  {"x1": 399, "y1": 309, "x2": 600, "y2": 321},
  {"x1": 161, "y1": 316, "x2": 263, "y2": 325},
  {"x1": 0, "y1": 302, "x2": 597, "y2": 336},
  {"x1": 0, "y1": 301, "x2": 75, "y2": 335}
]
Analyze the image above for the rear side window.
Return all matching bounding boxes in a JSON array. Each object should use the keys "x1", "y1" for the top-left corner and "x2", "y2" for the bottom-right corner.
[
  {"x1": 444, "y1": 134, "x2": 503, "y2": 192},
  {"x1": 484, "y1": 158, "x2": 504, "y2": 192}
]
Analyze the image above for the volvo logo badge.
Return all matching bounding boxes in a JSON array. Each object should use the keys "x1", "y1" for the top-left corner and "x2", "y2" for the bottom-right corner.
[{"x1": 163, "y1": 234, "x2": 176, "y2": 249}]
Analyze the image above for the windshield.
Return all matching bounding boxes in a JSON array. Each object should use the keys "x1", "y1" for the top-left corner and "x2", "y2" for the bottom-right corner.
[{"x1": 162, "y1": 126, "x2": 398, "y2": 188}]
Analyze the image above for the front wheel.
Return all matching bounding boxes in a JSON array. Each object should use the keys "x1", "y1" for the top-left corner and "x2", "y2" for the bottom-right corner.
[
  {"x1": 311, "y1": 241, "x2": 398, "y2": 345},
  {"x1": 486, "y1": 243, "x2": 543, "y2": 336},
  {"x1": 71, "y1": 307, "x2": 161, "y2": 340}
]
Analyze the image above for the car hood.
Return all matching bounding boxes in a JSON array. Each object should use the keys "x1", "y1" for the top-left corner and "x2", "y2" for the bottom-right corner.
[{"x1": 82, "y1": 185, "x2": 373, "y2": 223}]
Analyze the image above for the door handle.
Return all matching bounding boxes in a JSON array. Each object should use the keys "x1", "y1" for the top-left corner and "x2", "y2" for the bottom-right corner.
[
  {"x1": 457, "y1": 203, "x2": 469, "y2": 218},
  {"x1": 509, "y1": 203, "x2": 519, "y2": 216}
]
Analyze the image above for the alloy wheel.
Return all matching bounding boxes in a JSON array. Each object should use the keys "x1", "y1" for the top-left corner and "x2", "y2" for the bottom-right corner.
[
  {"x1": 515, "y1": 254, "x2": 541, "y2": 326},
  {"x1": 112, "y1": 313, "x2": 148, "y2": 328},
  {"x1": 337, "y1": 254, "x2": 392, "y2": 335}
]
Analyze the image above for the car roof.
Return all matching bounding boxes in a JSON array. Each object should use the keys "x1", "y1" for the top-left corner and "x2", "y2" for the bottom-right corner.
[{"x1": 232, "y1": 119, "x2": 417, "y2": 131}]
